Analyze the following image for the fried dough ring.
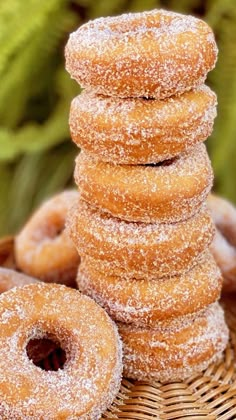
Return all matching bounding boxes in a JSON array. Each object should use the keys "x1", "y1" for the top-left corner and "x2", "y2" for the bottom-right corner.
[
  {"x1": 70, "y1": 85, "x2": 217, "y2": 165},
  {"x1": 119, "y1": 302, "x2": 228, "y2": 382},
  {"x1": 77, "y1": 251, "x2": 222, "y2": 326},
  {"x1": 208, "y1": 194, "x2": 236, "y2": 247},
  {"x1": 0, "y1": 283, "x2": 122, "y2": 418},
  {"x1": 207, "y1": 194, "x2": 236, "y2": 292},
  {"x1": 74, "y1": 144, "x2": 213, "y2": 223},
  {"x1": 15, "y1": 191, "x2": 80, "y2": 286},
  {"x1": 0, "y1": 268, "x2": 38, "y2": 294},
  {"x1": 67, "y1": 199, "x2": 214, "y2": 279},
  {"x1": 65, "y1": 10, "x2": 217, "y2": 99},
  {"x1": 211, "y1": 230, "x2": 236, "y2": 292}
]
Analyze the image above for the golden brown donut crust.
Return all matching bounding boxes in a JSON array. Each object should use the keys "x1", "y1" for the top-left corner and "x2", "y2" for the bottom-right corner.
[
  {"x1": 74, "y1": 144, "x2": 213, "y2": 223},
  {"x1": 0, "y1": 268, "x2": 38, "y2": 294},
  {"x1": 118, "y1": 302, "x2": 228, "y2": 382},
  {"x1": 67, "y1": 199, "x2": 215, "y2": 279},
  {"x1": 207, "y1": 194, "x2": 236, "y2": 292},
  {"x1": 0, "y1": 283, "x2": 122, "y2": 419},
  {"x1": 15, "y1": 190, "x2": 80, "y2": 286},
  {"x1": 65, "y1": 10, "x2": 218, "y2": 99},
  {"x1": 77, "y1": 251, "x2": 222, "y2": 326},
  {"x1": 208, "y1": 194, "x2": 236, "y2": 247},
  {"x1": 211, "y1": 229, "x2": 236, "y2": 292},
  {"x1": 70, "y1": 85, "x2": 217, "y2": 164}
]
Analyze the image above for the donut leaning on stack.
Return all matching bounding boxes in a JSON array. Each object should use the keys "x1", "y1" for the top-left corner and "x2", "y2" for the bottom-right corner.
[
  {"x1": 207, "y1": 193, "x2": 236, "y2": 292},
  {"x1": 65, "y1": 9, "x2": 229, "y2": 382}
]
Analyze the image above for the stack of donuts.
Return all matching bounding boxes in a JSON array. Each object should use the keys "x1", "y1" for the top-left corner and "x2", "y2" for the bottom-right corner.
[{"x1": 65, "y1": 9, "x2": 229, "y2": 381}]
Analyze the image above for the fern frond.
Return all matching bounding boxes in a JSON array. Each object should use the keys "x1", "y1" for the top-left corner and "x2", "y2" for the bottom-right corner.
[
  {"x1": 0, "y1": 0, "x2": 69, "y2": 76},
  {"x1": 0, "y1": 97, "x2": 69, "y2": 160},
  {"x1": 205, "y1": 3, "x2": 236, "y2": 203},
  {"x1": 0, "y1": 65, "x2": 79, "y2": 160},
  {"x1": 8, "y1": 142, "x2": 76, "y2": 233},
  {"x1": 0, "y1": 7, "x2": 76, "y2": 127},
  {"x1": 207, "y1": 14, "x2": 236, "y2": 165},
  {"x1": 206, "y1": 0, "x2": 236, "y2": 26},
  {"x1": 0, "y1": 163, "x2": 12, "y2": 235}
]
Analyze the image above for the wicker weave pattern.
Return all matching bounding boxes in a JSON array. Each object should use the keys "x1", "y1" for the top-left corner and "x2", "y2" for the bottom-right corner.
[
  {"x1": 0, "y1": 237, "x2": 236, "y2": 419},
  {"x1": 103, "y1": 301, "x2": 236, "y2": 420}
]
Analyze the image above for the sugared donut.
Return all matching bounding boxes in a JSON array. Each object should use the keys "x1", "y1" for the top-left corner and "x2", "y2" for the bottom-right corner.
[
  {"x1": 67, "y1": 199, "x2": 214, "y2": 279},
  {"x1": 119, "y1": 302, "x2": 228, "y2": 382},
  {"x1": 70, "y1": 85, "x2": 217, "y2": 165},
  {"x1": 208, "y1": 194, "x2": 236, "y2": 247},
  {"x1": 65, "y1": 10, "x2": 218, "y2": 99},
  {"x1": 207, "y1": 194, "x2": 236, "y2": 292},
  {"x1": 0, "y1": 267, "x2": 38, "y2": 294},
  {"x1": 77, "y1": 251, "x2": 222, "y2": 326},
  {"x1": 74, "y1": 144, "x2": 213, "y2": 224},
  {"x1": 0, "y1": 283, "x2": 122, "y2": 418},
  {"x1": 210, "y1": 229, "x2": 236, "y2": 292},
  {"x1": 15, "y1": 190, "x2": 80, "y2": 286}
]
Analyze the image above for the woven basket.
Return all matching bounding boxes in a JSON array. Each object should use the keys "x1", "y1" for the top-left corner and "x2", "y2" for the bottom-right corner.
[{"x1": 1, "y1": 237, "x2": 236, "y2": 419}]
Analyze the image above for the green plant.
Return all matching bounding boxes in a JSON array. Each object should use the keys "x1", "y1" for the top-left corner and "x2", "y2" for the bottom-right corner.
[{"x1": 0, "y1": 0, "x2": 235, "y2": 235}]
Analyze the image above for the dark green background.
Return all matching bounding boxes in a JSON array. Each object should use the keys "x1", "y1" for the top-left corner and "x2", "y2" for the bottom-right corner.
[{"x1": 0, "y1": 0, "x2": 235, "y2": 235}]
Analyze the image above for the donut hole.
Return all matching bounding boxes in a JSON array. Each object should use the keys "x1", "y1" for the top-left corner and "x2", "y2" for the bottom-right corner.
[
  {"x1": 26, "y1": 337, "x2": 66, "y2": 371},
  {"x1": 143, "y1": 158, "x2": 176, "y2": 167},
  {"x1": 33, "y1": 216, "x2": 65, "y2": 242},
  {"x1": 45, "y1": 222, "x2": 65, "y2": 239}
]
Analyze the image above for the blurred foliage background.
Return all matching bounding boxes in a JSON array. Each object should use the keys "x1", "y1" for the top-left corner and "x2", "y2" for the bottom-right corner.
[{"x1": 0, "y1": 0, "x2": 235, "y2": 235}]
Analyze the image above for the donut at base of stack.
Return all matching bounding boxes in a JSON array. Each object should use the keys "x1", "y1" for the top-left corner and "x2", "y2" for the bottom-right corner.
[
  {"x1": 0, "y1": 268, "x2": 38, "y2": 294},
  {"x1": 74, "y1": 144, "x2": 213, "y2": 224},
  {"x1": 119, "y1": 302, "x2": 228, "y2": 382},
  {"x1": 77, "y1": 250, "x2": 222, "y2": 326},
  {"x1": 67, "y1": 198, "x2": 215, "y2": 279},
  {"x1": 65, "y1": 9, "x2": 218, "y2": 99},
  {"x1": 70, "y1": 85, "x2": 217, "y2": 165},
  {"x1": 208, "y1": 194, "x2": 236, "y2": 292},
  {"x1": 0, "y1": 283, "x2": 122, "y2": 419},
  {"x1": 15, "y1": 190, "x2": 80, "y2": 286}
]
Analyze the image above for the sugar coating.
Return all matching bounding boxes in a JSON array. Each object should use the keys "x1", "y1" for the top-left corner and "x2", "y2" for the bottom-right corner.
[
  {"x1": 208, "y1": 194, "x2": 236, "y2": 247},
  {"x1": 0, "y1": 268, "x2": 38, "y2": 294},
  {"x1": 67, "y1": 199, "x2": 215, "y2": 279},
  {"x1": 74, "y1": 143, "x2": 213, "y2": 223},
  {"x1": 15, "y1": 190, "x2": 80, "y2": 286},
  {"x1": 64, "y1": 7, "x2": 225, "y2": 391},
  {"x1": 77, "y1": 250, "x2": 222, "y2": 326},
  {"x1": 118, "y1": 302, "x2": 229, "y2": 382},
  {"x1": 65, "y1": 9, "x2": 218, "y2": 99},
  {"x1": 70, "y1": 85, "x2": 217, "y2": 164},
  {"x1": 210, "y1": 229, "x2": 236, "y2": 293},
  {"x1": 0, "y1": 283, "x2": 122, "y2": 419},
  {"x1": 207, "y1": 194, "x2": 236, "y2": 292}
]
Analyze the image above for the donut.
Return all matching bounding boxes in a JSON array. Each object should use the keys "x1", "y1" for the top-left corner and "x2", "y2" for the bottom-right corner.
[
  {"x1": 208, "y1": 194, "x2": 236, "y2": 247},
  {"x1": 210, "y1": 229, "x2": 236, "y2": 293},
  {"x1": 70, "y1": 85, "x2": 217, "y2": 165},
  {"x1": 118, "y1": 302, "x2": 228, "y2": 382},
  {"x1": 0, "y1": 237, "x2": 14, "y2": 268},
  {"x1": 0, "y1": 283, "x2": 122, "y2": 418},
  {"x1": 65, "y1": 9, "x2": 218, "y2": 99},
  {"x1": 77, "y1": 250, "x2": 222, "y2": 326},
  {"x1": 74, "y1": 144, "x2": 213, "y2": 224},
  {"x1": 207, "y1": 194, "x2": 236, "y2": 292},
  {"x1": 67, "y1": 198, "x2": 214, "y2": 279},
  {"x1": 0, "y1": 267, "x2": 38, "y2": 294},
  {"x1": 15, "y1": 190, "x2": 80, "y2": 286}
]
